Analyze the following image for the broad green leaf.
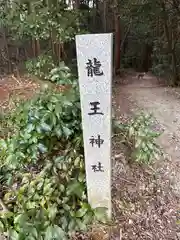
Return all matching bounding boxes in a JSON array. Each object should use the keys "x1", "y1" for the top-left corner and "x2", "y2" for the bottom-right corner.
[
  {"x1": 50, "y1": 67, "x2": 59, "y2": 74},
  {"x1": 0, "y1": 220, "x2": 4, "y2": 231},
  {"x1": 45, "y1": 226, "x2": 54, "y2": 240},
  {"x1": 129, "y1": 126, "x2": 134, "y2": 137},
  {"x1": 26, "y1": 124, "x2": 35, "y2": 133},
  {"x1": 60, "y1": 216, "x2": 68, "y2": 230},
  {"x1": 51, "y1": 74, "x2": 60, "y2": 81},
  {"x1": 76, "y1": 208, "x2": 88, "y2": 218},
  {"x1": 14, "y1": 213, "x2": 28, "y2": 226},
  {"x1": 47, "y1": 103, "x2": 54, "y2": 111},
  {"x1": 62, "y1": 126, "x2": 71, "y2": 137},
  {"x1": 83, "y1": 211, "x2": 94, "y2": 224},
  {"x1": 6, "y1": 174, "x2": 13, "y2": 186},
  {"x1": 48, "y1": 205, "x2": 57, "y2": 220},
  {"x1": 45, "y1": 225, "x2": 67, "y2": 240},
  {"x1": 29, "y1": 227, "x2": 38, "y2": 239},
  {"x1": 53, "y1": 225, "x2": 67, "y2": 239},
  {"x1": 38, "y1": 143, "x2": 48, "y2": 153},
  {"x1": 43, "y1": 183, "x2": 52, "y2": 194},
  {"x1": 68, "y1": 219, "x2": 76, "y2": 231},
  {"x1": 74, "y1": 157, "x2": 80, "y2": 166},
  {"x1": 76, "y1": 219, "x2": 87, "y2": 231},
  {"x1": 26, "y1": 236, "x2": 36, "y2": 240},
  {"x1": 59, "y1": 184, "x2": 65, "y2": 192},
  {"x1": 54, "y1": 156, "x2": 65, "y2": 163},
  {"x1": 6, "y1": 154, "x2": 15, "y2": 164},
  {"x1": 94, "y1": 207, "x2": 108, "y2": 223},
  {"x1": 24, "y1": 132, "x2": 32, "y2": 140},
  {"x1": 63, "y1": 204, "x2": 71, "y2": 211},
  {"x1": 63, "y1": 100, "x2": 73, "y2": 106},
  {"x1": 55, "y1": 128, "x2": 62, "y2": 137},
  {"x1": 40, "y1": 122, "x2": 51, "y2": 132},
  {"x1": 78, "y1": 172, "x2": 85, "y2": 182},
  {"x1": 8, "y1": 229, "x2": 19, "y2": 240},
  {"x1": 51, "y1": 114, "x2": 57, "y2": 126},
  {"x1": 0, "y1": 211, "x2": 14, "y2": 219},
  {"x1": 55, "y1": 103, "x2": 62, "y2": 118},
  {"x1": 67, "y1": 181, "x2": 84, "y2": 198},
  {"x1": 0, "y1": 139, "x2": 7, "y2": 149}
]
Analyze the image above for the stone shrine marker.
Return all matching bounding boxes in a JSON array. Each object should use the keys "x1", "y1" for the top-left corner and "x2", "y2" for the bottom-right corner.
[{"x1": 76, "y1": 33, "x2": 112, "y2": 218}]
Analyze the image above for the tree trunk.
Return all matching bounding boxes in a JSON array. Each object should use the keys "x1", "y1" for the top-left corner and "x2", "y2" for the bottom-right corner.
[
  {"x1": 103, "y1": 0, "x2": 107, "y2": 32},
  {"x1": 74, "y1": 0, "x2": 80, "y2": 9},
  {"x1": 171, "y1": 49, "x2": 179, "y2": 86},
  {"x1": 161, "y1": 1, "x2": 179, "y2": 85},
  {"x1": 120, "y1": 20, "x2": 131, "y2": 51},
  {"x1": 32, "y1": 39, "x2": 36, "y2": 57},
  {"x1": 114, "y1": 15, "x2": 121, "y2": 74},
  {"x1": 2, "y1": 28, "x2": 11, "y2": 72},
  {"x1": 36, "y1": 39, "x2": 41, "y2": 56},
  {"x1": 142, "y1": 44, "x2": 153, "y2": 72}
]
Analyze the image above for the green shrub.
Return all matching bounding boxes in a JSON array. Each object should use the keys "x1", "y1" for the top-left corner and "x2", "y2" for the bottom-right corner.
[
  {"x1": 0, "y1": 152, "x2": 93, "y2": 239},
  {"x1": 0, "y1": 87, "x2": 107, "y2": 239},
  {"x1": 26, "y1": 55, "x2": 55, "y2": 80},
  {"x1": 49, "y1": 62, "x2": 74, "y2": 85},
  {"x1": 114, "y1": 113, "x2": 162, "y2": 164},
  {"x1": 26, "y1": 55, "x2": 76, "y2": 87}
]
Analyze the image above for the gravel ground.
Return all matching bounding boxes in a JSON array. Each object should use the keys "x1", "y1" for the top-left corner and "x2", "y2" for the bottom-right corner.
[{"x1": 111, "y1": 73, "x2": 180, "y2": 239}]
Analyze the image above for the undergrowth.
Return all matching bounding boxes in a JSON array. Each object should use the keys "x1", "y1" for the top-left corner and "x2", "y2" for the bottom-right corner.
[
  {"x1": 0, "y1": 60, "x2": 162, "y2": 239},
  {"x1": 25, "y1": 54, "x2": 76, "y2": 86},
  {"x1": 0, "y1": 68, "x2": 107, "y2": 240},
  {"x1": 113, "y1": 113, "x2": 162, "y2": 164}
]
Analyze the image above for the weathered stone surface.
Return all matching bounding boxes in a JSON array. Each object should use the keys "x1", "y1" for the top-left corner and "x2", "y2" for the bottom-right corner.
[{"x1": 76, "y1": 33, "x2": 113, "y2": 218}]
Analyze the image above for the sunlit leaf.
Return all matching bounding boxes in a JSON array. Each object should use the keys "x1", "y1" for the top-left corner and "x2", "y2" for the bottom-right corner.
[
  {"x1": 45, "y1": 225, "x2": 67, "y2": 240},
  {"x1": 94, "y1": 207, "x2": 108, "y2": 223},
  {"x1": 40, "y1": 122, "x2": 51, "y2": 132},
  {"x1": 48, "y1": 205, "x2": 57, "y2": 220},
  {"x1": 8, "y1": 229, "x2": 19, "y2": 240},
  {"x1": 76, "y1": 208, "x2": 88, "y2": 218},
  {"x1": 67, "y1": 181, "x2": 84, "y2": 198},
  {"x1": 62, "y1": 126, "x2": 71, "y2": 137},
  {"x1": 38, "y1": 143, "x2": 48, "y2": 153},
  {"x1": 51, "y1": 74, "x2": 60, "y2": 82},
  {"x1": 0, "y1": 220, "x2": 4, "y2": 232}
]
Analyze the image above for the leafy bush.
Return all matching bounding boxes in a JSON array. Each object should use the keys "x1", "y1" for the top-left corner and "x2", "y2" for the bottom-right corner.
[
  {"x1": 26, "y1": 55, "x2": 55, "y2": 80},
  {"x1": 0, "y1": 87, "x2": 107, "y2": 239},
  {"x1": 114, "y1": 113, "x2": 162, "y2": 164},
  {"x1": 26, "y1": 56, "x2": 76, "y2": 87},
  {"x1": 49, "y1": 62, "x2": 75, "y2": 85},
  {"x1": 0, "y1": 88, "x2": 82, "y2": 168},
  {"x1": 0, "y1": 153, "x2": 94, "y2": 239}
]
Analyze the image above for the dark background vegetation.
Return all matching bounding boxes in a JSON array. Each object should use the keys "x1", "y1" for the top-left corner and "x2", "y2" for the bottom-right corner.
[{"x1": 1, "y1": 0, "x2": 180, "y2": 85}]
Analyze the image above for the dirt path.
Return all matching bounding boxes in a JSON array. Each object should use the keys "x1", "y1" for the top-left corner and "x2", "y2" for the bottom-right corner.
[
  {"x1": 112, "y1": 73, "x2": 180, "y2": 239},
  {"x1": 117, "y1": 74, "x2": 180, "y2": 195}
]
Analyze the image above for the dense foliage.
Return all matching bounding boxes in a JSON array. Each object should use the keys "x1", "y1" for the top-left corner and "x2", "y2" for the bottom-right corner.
[
  {"x1": 1, "y1": 0, "x2": 180, "y2": 84},
  {"x1": 114, "y1": 113, "x2": 162, "y2": 164},
  {"x1": 118, "y1": 0, "x2": 180, "y2": 85},
  {"x1": 4, "y1": 0, "x2": 84, "y2": 42},
  {"x1": 0, "y1": 83, "x2": 108, "y2": 239},
  {"x1": 26, "y1": 55, "x2": 75, "y2": 85}
]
